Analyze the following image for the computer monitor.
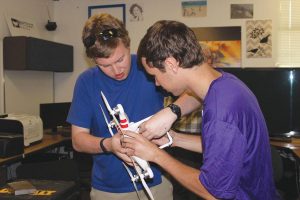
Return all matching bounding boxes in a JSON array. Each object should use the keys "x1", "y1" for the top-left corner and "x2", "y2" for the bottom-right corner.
[
  {"x1": 221, "y1": 68, "x2": 300, "y2": 137},
  {"x1": 39, "y1": 102, "x2": 71, "y2": 133}
]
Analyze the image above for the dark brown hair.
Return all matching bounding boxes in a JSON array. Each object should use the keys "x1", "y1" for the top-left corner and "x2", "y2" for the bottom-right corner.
[{"x1": 137, "y1": 20, "x2": 203, "y2": 71}]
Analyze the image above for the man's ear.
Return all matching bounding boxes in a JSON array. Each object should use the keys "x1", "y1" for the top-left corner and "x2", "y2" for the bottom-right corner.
[{"x1": 164, "y1": 57, "x2": 179, "y2": 73}]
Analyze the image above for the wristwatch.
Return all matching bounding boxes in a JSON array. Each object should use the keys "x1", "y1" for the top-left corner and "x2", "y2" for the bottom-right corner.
[
  {"x1": 100, "y1": 138, "x2": 108, "y2": 153},
  {"x1": 167, "y1": 103, "x2": 181, "y2": 120}
]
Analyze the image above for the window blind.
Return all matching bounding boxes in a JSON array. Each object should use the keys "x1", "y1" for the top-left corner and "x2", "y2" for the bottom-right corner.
[{"x1": 278, "y1": 0, "x2": 300, "y2": 67}]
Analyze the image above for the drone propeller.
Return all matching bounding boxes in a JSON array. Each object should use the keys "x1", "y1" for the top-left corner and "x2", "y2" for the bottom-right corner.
[
  {"x1": 100, "y1": 91, "x2": 156, "y2": 200},
  {"x1": 101, "y1": 91, "x2": 113, "y2": 113},
  {"x1": 122, "y1": 162, "x2": 141, "y2": 199},
  {"x1": 99, "y1": 104, "x2": 114, "y2": 136},
  {"x1": 101, "y1": 91, "x2": 124, "y2": 134},
  {"x1": 131, "y1": 160, "x2": 154, "y2": 200},
  {"x1": 99, "y1": 104, "x2": 142, "y2": 199}
]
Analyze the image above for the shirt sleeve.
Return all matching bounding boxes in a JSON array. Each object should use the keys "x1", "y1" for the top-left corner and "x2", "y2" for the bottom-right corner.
[
  {"x1": 67, "y1": 74, "x2": 93, "y2": 129},
  {"x1": 199, "y1": 120, "x2": 246, "y2": 199}
]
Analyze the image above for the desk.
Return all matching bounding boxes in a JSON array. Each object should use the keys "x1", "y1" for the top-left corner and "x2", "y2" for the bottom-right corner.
[
  {"x1": 0, "y1": 134, "x2": 71, "y2": 166},
  {"x1": 270, "y1": 138, "x2": 300, "y2": 158},
  {"x1": 0, "y1": 179, "x2": 79, "y2": 200}
]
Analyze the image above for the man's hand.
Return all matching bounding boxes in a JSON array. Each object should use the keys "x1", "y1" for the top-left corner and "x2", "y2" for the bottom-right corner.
[
  {"x1": 110, "y1": 132, "x2": 133, "y2": 165},
  {"x1": 122, "y1": 130, "x2": 161, "y2": 163},
  {"x1": 139, "y1": 107, "x2": 177, "y2": 140}
]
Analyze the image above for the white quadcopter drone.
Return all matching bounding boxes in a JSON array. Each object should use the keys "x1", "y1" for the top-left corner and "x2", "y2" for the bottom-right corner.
[{"x1": 100, "y1": 91, "x2": 173, "y2": 200}]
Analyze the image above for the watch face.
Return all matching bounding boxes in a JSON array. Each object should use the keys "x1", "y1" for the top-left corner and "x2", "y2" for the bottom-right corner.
[{"x1": 168, "y1": 104, "x2": 181, "y2": 119}]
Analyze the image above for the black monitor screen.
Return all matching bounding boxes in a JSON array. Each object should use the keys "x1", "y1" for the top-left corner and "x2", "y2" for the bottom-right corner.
[
  {"x1": 292, "y1": 69, "x2": 300, "y2": 134},
  {"x1": 221, "y1": 68, "x2": 300, "y2": 137},
  {"x1": 39, "y1": 102, "x2": 71, "y2": 132}
]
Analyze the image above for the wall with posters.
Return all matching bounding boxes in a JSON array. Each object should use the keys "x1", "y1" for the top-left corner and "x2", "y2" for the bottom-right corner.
[{"x1": 0, "y1": 0, "x2": 279, "y2": 115}]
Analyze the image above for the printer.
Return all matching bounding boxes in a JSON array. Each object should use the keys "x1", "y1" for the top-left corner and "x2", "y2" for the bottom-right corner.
[{"x1": 0, "y1": 114, "x2": 43, "y2": 146}]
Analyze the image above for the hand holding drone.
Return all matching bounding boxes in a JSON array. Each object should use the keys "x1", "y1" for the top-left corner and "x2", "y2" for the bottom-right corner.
[{"x1": 100, "y1": 91, "x2": 173, "y2": 200}]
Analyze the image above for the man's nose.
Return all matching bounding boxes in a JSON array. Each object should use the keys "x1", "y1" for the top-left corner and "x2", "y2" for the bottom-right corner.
[{"x1": 111, "y1": 64, "x2": 121, "y2": 74}]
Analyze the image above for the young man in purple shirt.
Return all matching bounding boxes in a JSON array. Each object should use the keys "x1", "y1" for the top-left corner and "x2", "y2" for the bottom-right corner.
[{"x1": 123, "y1": 20, "x2": 280, "y2": 199}]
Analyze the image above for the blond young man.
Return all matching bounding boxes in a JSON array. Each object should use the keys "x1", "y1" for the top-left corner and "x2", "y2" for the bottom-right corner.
[{"x1": 67, "y1": 14, "x2": 173, "y2": 200}]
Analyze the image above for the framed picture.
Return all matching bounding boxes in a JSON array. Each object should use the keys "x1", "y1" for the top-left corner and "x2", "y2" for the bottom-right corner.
[
  {"x1": 192, "y1": 26, "x2": 241, "y2": 67},
  {"x1": 88, "y1": 4, "x2": 126, "y2": 24},
  {"x1": 182, "y1": 1, "x2": 207, "y2": 17},
  {"x1": 246, "y1": 20, "x2": 272, "y2": 58},
  {"x1": 231, "y1": 4, "x2": 253, "y2": 19},
  {"x1": 129, "y1": 3, "x2": 144, "y2": 22}
]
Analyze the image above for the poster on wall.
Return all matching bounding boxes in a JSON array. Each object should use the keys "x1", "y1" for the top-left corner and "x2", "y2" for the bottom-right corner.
[
  {"x1": 182, "y1": 1, "x2": 207, "y2": 17},
  {"x1": 88, "y1": 4, "x2": 126, "y2": 24},
  {"x1": 230, "y1": 4, "x2": 253, "y2": 19},
  {"x1": 5, "y1": 14, "x2": 40, "y2": 38},
  {"x1": 246, "y1": 19, "x2": 272, "y2": 58},
  {"x1": 128, "y1": 3, "x2": 144, "y2": 22},
  {"x1": 192, "y1": 26, "x2": 241, "y2": 67}
]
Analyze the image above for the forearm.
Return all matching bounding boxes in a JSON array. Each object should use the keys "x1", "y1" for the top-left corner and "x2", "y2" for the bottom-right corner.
[
  {"x1": 71, "y1": 125, "x2": 111, "y2": 154},
  {"x1": 153, "y1": 150, "x2": 215, "y2": 199},
  {"x1": 173, "y1": 92, "x2": 202, "y2": 117},
  {"x1": 171, "y1": 131, "x2": 202, "y2": 153},
  {"x1": 139, "y1": 92, "x2": 202, "y2": 139},
  {"x1": 72, "y1": 131, "x2": 100, "y2": 153}
]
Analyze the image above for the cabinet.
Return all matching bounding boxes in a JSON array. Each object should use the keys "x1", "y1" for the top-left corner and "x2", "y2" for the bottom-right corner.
[{"x1": 3, "y1": 36, "x2": 73, "y2": 72}]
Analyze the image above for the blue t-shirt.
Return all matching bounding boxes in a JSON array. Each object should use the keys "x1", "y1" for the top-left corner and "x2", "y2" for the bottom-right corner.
[
  {"x1": 199, "y1": 71, "x2": 280, "y2": 199},
  {"x1": 67, "y1": 55, "x2": 164, "y2": 193}
]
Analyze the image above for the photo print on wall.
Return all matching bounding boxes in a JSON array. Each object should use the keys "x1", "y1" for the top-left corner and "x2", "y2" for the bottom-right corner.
[
  {"x1": 192, "y1": 26, "x2": 241, "y2": 67},
  {"x1": 129, "y1": 3, "x2": 144, "y2": 22},
  {"x1": 231, "y1": 4, "x2": 253, "y2": 19},
  {"x1": 246, "y1": 19, "x2": 272, "y2": 58},
  {"x1": 182, "y1": 1, "x2": 207, "y2": 17}
]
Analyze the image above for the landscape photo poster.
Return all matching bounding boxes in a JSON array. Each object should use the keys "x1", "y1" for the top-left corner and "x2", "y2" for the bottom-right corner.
[
  {"x1": 246, "y1": 19, "x2": 272, "y2": 58},
  {"x1": 182, "y1": 0, "x2": 207, "y2": 17},
  {"x1": 231, "y1": 4, "x2": 253, "y2": 19},
  {"x1": 192, "y1": 26, "x2": 241, "y2": 67}
]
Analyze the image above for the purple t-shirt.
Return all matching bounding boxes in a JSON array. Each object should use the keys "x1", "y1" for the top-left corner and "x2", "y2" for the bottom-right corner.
[{"x1": 199, "y1": 71, "x2": 280, "y2": 199}]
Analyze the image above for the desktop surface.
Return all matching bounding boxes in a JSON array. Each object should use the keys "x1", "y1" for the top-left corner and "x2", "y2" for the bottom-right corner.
[
  {"x1": 0, "y1": 134, "x2": 71, "y2": 166},
  {"x1": 44, "y1": 127, "x2": 71, "y2": 137}
]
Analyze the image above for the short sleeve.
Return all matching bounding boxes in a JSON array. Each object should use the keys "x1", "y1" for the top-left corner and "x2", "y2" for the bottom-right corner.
[{"x1": 67, "y1": 74, "x2": 93, "y2": 129}]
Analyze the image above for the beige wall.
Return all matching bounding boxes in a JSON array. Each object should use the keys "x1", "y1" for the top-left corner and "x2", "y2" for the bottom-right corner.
[
  {"x1": 53, "y1": 0, "x2": 280, "y2": 104},
  {"x1": 0, "y1": 0, "x2": 280, "y2": 115},
  {"x1": 0, "y1": 0, "x2": 56, "y2": 115}
]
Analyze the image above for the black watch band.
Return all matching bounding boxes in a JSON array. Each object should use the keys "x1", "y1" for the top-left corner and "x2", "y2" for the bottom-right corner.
[
  {"x1": 167, "y1": 103, "x2": 181, "y2": 120},
  {"x1": 100, "y1": 138, "x2": 108, "y2": 153}
]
